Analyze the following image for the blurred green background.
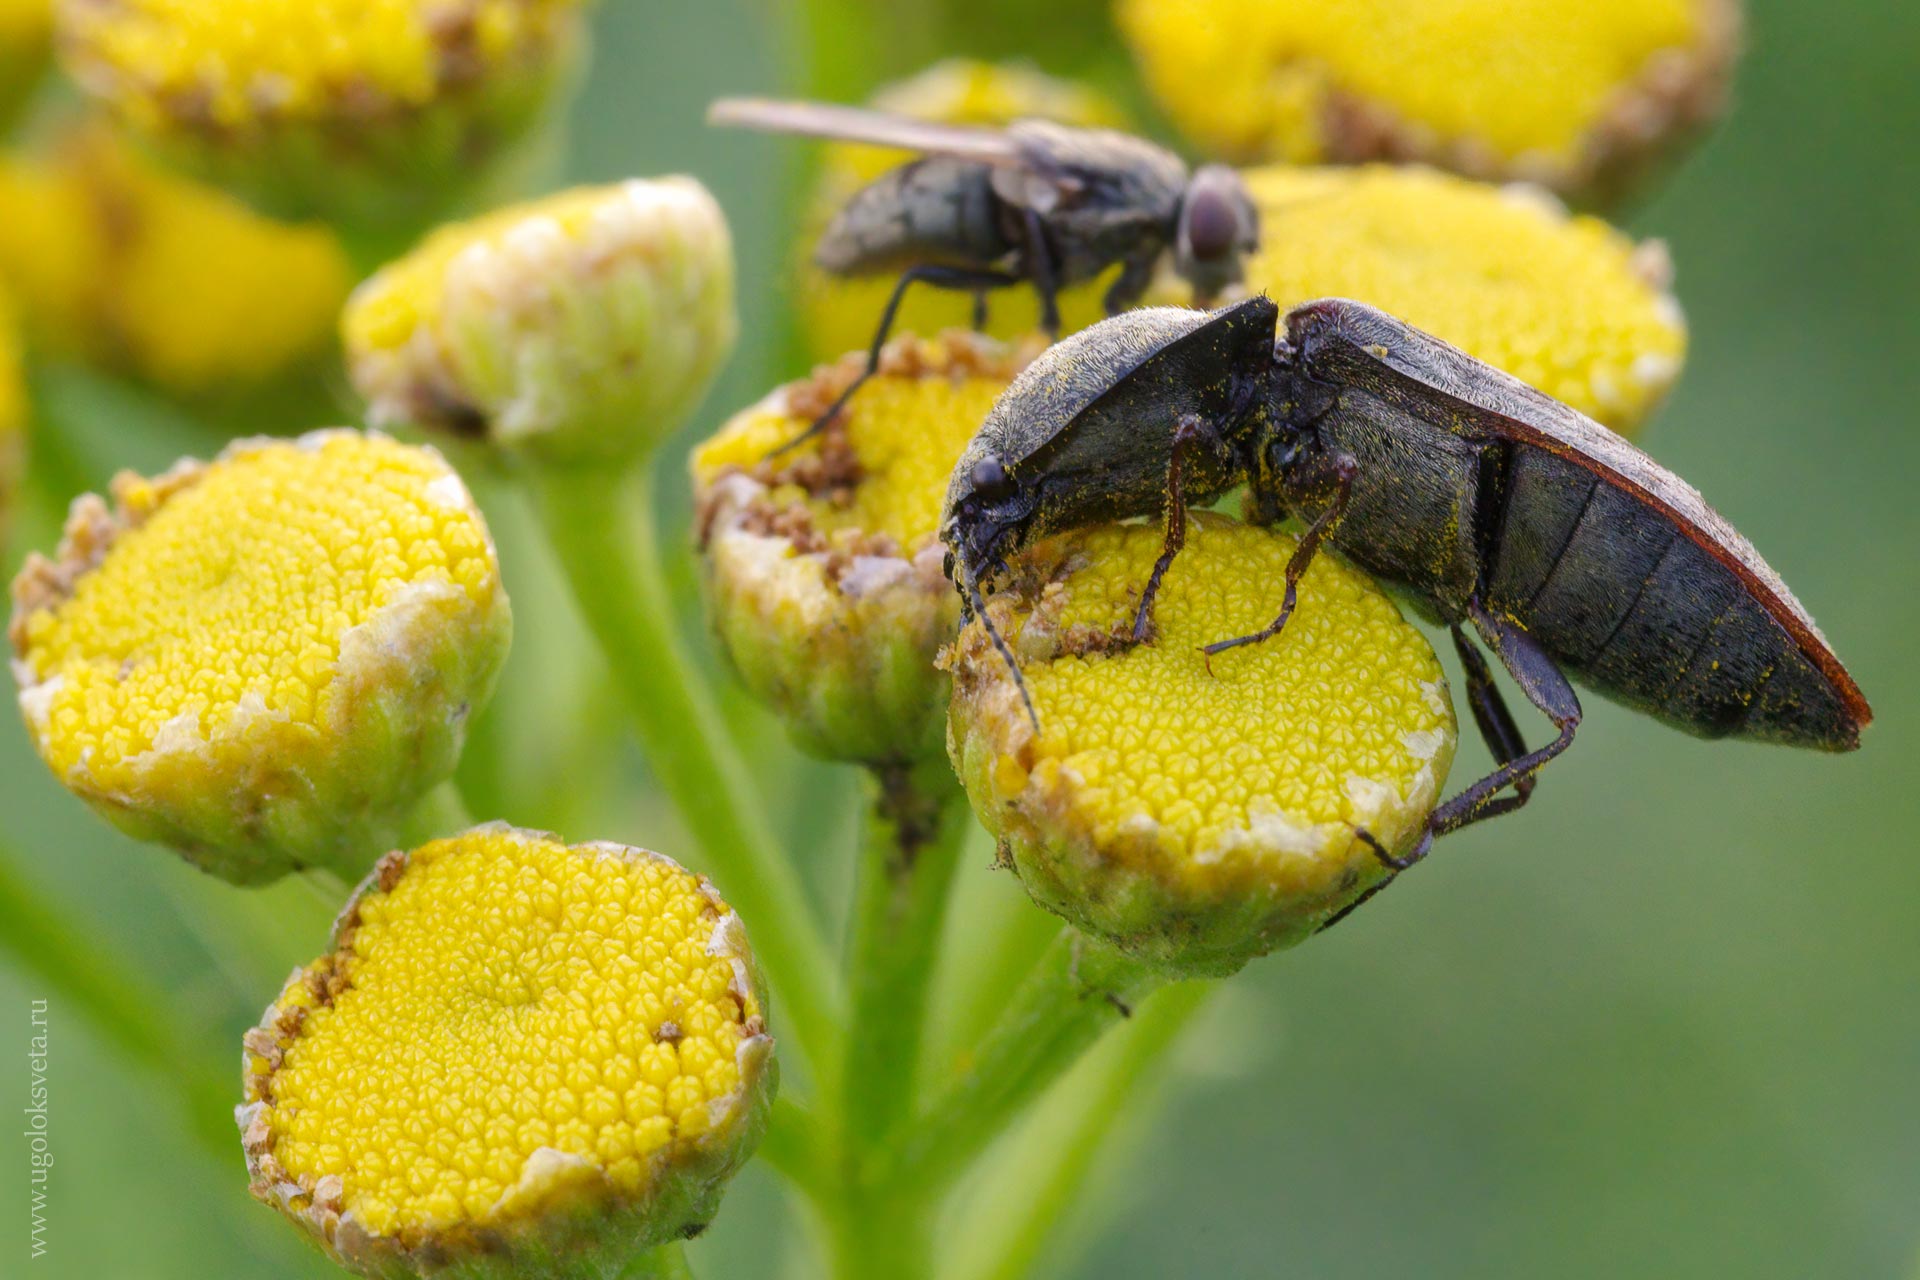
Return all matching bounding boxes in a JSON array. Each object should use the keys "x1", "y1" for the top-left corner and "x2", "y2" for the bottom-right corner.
[{"x1": 3, "y1": 1, "x2": 1917, "y2": 1276}]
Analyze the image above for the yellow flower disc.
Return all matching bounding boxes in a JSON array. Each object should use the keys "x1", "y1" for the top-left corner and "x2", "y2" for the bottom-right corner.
[
  {"x1": 800, "y1": 59, "x2": 1130, "y2": 361},
  {"x1": 346, "y1": 177, "x2": 737, "y2": 464},
  {"x1": 8, "y1": 430, "x2": 512, "y2": 883},
  {"x1": 692, "y1": 332, "x2": 1042, "y2": 763},
  {"x1": 56, "y1": 0, "x2": 586, "y2": 228},
  {"x1": 0, "y1": 129, "x2": 351, "y2": 395},
  {"x1": 1117, "y1": 0, "x2": 1741, "y2": 202},
  {"x1": 241, "y1": 825, "x2": 774, "y2": 1277},
  {"x1": 1147, "y1": 165, "x2": 1686, "y2": 434},
  {"x1": 947, "y1": 513, "x2": 1456, "y2": 975}
]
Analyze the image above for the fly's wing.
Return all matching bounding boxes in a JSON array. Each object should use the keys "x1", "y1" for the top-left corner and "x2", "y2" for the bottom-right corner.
[
  {"x1": 953, "y1": 296, "x2": 1278, "y2": 537},
  {"x1": 1286, "y1": 297, "x2": 1872, "y2": 746},
  {"x1": 708, "y1": 98, "x2": 1026, "y2": 165},
  {"x1": 998, "y1": 120, "x2": 1189, "y2": 220}
]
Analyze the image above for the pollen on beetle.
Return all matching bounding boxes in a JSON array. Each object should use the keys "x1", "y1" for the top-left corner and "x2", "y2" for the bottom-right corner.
[
  {"x1": 945, "y1": 513, "x2": 1457, "y2": 976},
  {"x1": 8, "y1": 429, "x2": 511, "y2": 884},
  {"x1": 1147, "y1": 164, "x2": 1686, "y2": 434},
  {"x1": 691, "y1": 331, "x2": 1043, "y2": 764},
  {"x1": 0, "y1": 127, "x2": 351, "y2": 396},
  {"x1": 345, "y1": 177, "x2": 737, "y2": 464},
  {"x1": 239, "y1": 825, "x2": 774, "y2": 1276},
  {"x1": 1117, "y1": 0, "x2": 1740, "y2": 203},
  {"x1": 799, "y1": 59, "x2": 1130, "y2": 360},
  {"x1": 55, "y1": 0, "x2": 586, "y2": 227}
]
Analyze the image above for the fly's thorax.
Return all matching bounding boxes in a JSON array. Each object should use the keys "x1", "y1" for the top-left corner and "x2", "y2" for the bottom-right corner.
[{"x1": 815, "y1": 157, "x2": 1011, "y2": 277}]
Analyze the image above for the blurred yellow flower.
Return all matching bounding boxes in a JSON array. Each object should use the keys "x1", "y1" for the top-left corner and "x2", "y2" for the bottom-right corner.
[
  {"x1": 241, "y1": 824, "x2": 773, "y2": 1276},
  {"x1": 693, "y1": 331, "x2": 1042, "y2": 763},
  {"x1": 56, "y1": 0, "x2": 586, "y2": 227},
  {"x1": 800, "y1": 59, "x2": 1130, "y2": 360},
  {"x1": 0, "y1": 287, "x2": 24, "y2": 545},
  {"x1": 0, "y1": 0, "x2": 52, "y2": 127},
  {"x1": 1146, "y1": 165, "x2": 1687, "y2": 434},
  {"x1": 9, "y1": 430, "x2": 511, "y2": 883},
  {"x1": 347, "y1": 177, "x2": 737, "y2": 465},
  {"x1": 0, "y1": 128, "x2": 352, "y2": 395},
  {"x1": 946, "y1": 513, "x2": 1455, "y2": 976},
  {"x1": 1117, "y1": 0, "x2": 1740, "y2": 202}
]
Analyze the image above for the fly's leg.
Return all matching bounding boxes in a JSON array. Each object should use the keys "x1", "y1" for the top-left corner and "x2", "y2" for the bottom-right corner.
[
  {"x1": 971, "y1": 289, "x2": 990, "y2": 331},
  {"x1": 1201, "y1": 451, "x2": 1359, "y2": 657},
  {"x1": 771, "y1": 263, "x2": 1019, "y2": 457},
  {"x1": 1365, "y1": 600, "x2": 1583, "y2": 872},
  {"x1": 1132, "y1": 414, "x2": 1223, "y2": 642},
  {"x1": 1102, "y1": 247, "x2": 1160, "y2": 316},
  {"x1": 1021, "y1": 208, "x2": 1063, "y2": 339}
]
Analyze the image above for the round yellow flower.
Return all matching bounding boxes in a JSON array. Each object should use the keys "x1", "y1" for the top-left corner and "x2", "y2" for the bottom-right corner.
[
  {"x1": 347, "y1": 178, "x2": 737, "y2": 465},
  {"x1": 240, "y1": 824, "x2": 774, "y2": 1277},
  {"x1": 946, "y1": 513, "x2": 1456, "y2": 976},
  {"x1": 800, "y1": 59, "x2": 1130, "y2": 361},
  {"x1": 692, "y1": 331, "x2": 1042, "y2": 764},
  {"x1": 0, "y1": 128, "x2": 352, "y2": 395},
  {"x1": 8, "y1": 430, "x2": 511, "y2": 883},
  {"x1": 1117, "y1": 0, "x2": 1741, "y2": 203},
  {"x1": 56, "y1": 0, "x2": 586, "y2": 229},
  {"x1": 1146, "y1": 165, "x2": 1686, "y2": 434},
  {"x1": 0, "y1": 0, "x2": 52, "y2": 128}
]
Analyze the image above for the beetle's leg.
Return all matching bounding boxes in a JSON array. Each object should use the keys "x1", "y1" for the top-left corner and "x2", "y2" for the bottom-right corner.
[
  {"x1": 1131, "y1": 414, "x2": 1221, "y2": 642},
  {"x1": 771, "y1": 264, "x2": 1019, "y2": 457},
  {"x1": 1201, "y1": 451, "x2": 1360, "y2": 658},
  {"x1": 1020, "y1": 208, "x2": 1063, "y2": 339},
  {"x1": 1102, "y1": 247, "x2": 1160, "y2": 315},
  {"x1": 1368, "y1": 601, "x2": 1583, "y2": 871}
]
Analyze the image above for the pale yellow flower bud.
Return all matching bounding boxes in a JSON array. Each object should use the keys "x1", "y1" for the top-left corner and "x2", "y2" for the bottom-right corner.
[
  {"x1": 946, "y1": 514, "x2": 1456, "y2": 977},
  {"x1": 240, "y1": 824, "x2": 775, "y2": 1278},
  {"x1": 9, "y1": 430, "x2": 511, "y2": 883},
  {"x1": 346, "y1": 178, "x2": 738, "y2": 466}
]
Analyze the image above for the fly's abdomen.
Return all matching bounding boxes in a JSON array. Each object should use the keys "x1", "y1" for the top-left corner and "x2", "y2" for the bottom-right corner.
[
  {"x1": 1482, "y1": 447, "x2": 1860, "y2": 749},
  {"x1": 815, "y1": 158, "x2": 1014, "y2": 276}
]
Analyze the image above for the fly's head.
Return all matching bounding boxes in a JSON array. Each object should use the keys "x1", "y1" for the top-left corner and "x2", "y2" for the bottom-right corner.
[{"x1": 1173, "y1": 165, "x2": 1260, "y2": 305}]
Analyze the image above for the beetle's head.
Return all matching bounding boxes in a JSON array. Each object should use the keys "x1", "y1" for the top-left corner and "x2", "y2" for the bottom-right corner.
[
  {"x1": 941, "y1": 447, "x2": 1045, "y2": 731},
  {"x1": 1174, "y1": 165, "x2": 1260, "y2": 305}
]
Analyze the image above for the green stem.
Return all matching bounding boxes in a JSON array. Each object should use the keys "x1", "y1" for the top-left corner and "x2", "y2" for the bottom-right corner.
[
  {"x1": 828, "y1": 1186, "x2": 936, "y2": 1280},
  {"x1": 896, "y1": 930, "x2": 1168, "y2": 1193},
  {"x1": 842, "y1": 757, "x2": 970, "y2": 1148},
  {"x1": 619, "y1": 1241, "x2": 696, "y2": 1280},
  {"x1": 400, "y1": 779, "x2": 478, "y2": 845},
  {"x1": 760, "y1": 1095, "x2": 832, "y2": 1198},
  {"x1": 0, "y1": 845, "x2": 236, "y2": 1164},
  {"x1": 955, "y1": 982, "x2": 1215, "y2": 1280},
  {"x1": 527, "y1": 463, "x2": 841, "y2": 1086}
]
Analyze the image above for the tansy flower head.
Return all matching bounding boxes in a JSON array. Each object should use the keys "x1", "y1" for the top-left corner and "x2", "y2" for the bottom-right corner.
[
  {"x1": 1145, "y1": 165, "x2": 1686, "y2": 433},
  {"x1": 800, "y1": 59, "x2": 1129, "y2": 361},
  {"x1": 8, "y1": 430, "x2": 511, "y2": 884},
  {"x1": 0, "y1": 127, "x2": 351, "y2": 396},
  {"x1": 55, "y1": 0, "x2": 586, "y2": 230},
  {"x1": 346, "y1": 178, "x2": 737, "y2": 466},
  {"x1": 0, "y1": 0, "x2": 52, "y2": 128},
  {"x1": 945, "y1": 513, "x2": 1456, "y2": 977},
  {"x1": 239, "y1": 824, "x2": 775, "y2": 1278},
  {"x1": 693, "y1": 331, "x2": 1042, "y2": 764},
  {"x1": 1118, "y1": 0, "x2": 1741, "y2": 204}
]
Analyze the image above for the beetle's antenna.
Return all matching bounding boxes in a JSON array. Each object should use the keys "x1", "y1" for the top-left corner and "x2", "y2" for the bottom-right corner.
[{"x1": 963, "y1": 568, "x2": 1041, "y2": 735}]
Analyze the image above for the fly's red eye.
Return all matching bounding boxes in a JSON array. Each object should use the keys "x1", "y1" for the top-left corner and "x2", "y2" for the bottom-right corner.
[{"x1": 1183, "y1": 188, "x2": 1239, "y2": 262}]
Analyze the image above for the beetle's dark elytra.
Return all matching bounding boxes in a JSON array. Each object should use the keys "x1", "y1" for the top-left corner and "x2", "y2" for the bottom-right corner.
[{"x1": 939, "y1": 294, "x2": 1870, "y2": 882}]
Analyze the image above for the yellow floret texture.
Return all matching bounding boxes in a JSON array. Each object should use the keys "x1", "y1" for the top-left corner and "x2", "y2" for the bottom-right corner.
[
  {"x1": 0, "y1": 131, "x2": 351, "y2": 394},
  {"x1": 1118, "y1": 0, "x2": 1723, "y2": 185},
  {"x1": 948, "y1": 514, "x2": 1456, "y2": 975},
  {"x1": 241, "y1": 826, "x2": 773, "y2": 1272},
  {"x1": 9, "y1": 431, "x2": 511, "y2": 883},
  {"x1": 1147, "y1": 165, "x2": 1686, "y2": 434},
  {"x1": 800, "y1": 60, "x2": 1128, "y2": 360},
  {"x1": 346, "y1": 178, "x2": 736, "y2": 463},
  {"x1": 57, "y1": 0, "x2": 579, "y2": 132},
  {"x1": 691, "y1": 335, "x2": 1029, "y2": 763}
]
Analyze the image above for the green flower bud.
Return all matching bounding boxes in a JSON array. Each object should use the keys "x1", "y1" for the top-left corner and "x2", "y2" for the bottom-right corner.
[
  {"x1": 8, "y1": 430, "x2": 512, "y2": 884},
  {"x1": 240, "y1": 824, "x2": 775, "y2": 1278},
  {"x1": 346, "y1": 178, "x2": 737, "y2": 466},
  {"x1": 945, "y1": 514, "x2": 1457, "y2": 977}
]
